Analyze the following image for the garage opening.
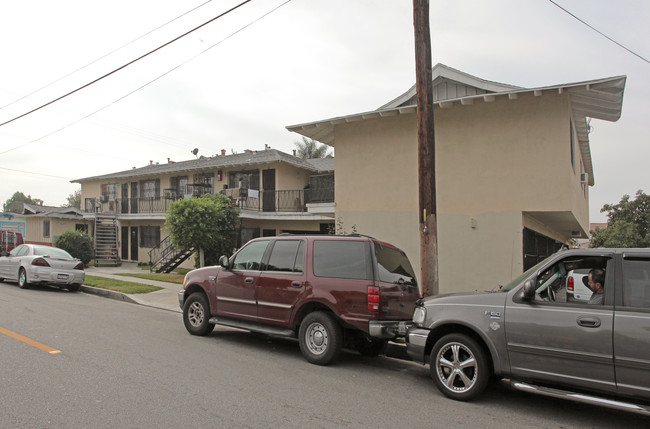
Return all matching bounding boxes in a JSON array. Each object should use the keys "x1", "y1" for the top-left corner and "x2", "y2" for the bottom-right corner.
[{"x1": 523, "y1": 227, "x2": 564, "y2": 270}]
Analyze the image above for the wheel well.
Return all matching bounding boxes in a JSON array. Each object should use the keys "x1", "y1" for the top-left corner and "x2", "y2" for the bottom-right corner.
[
  {"x1": 425, "y1": 324, "x2": 494, "y2": 373},
  {"x1": 292, "y1": 302, "x2": 335, "y2": 331},
  {"x1": 183, "y1": 284, "x2": 208, "y2": 305}
]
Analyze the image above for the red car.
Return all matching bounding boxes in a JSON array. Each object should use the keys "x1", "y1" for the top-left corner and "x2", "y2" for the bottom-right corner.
[{"x1": 178, "y1": 234, "x2": 419, "y2": 365}]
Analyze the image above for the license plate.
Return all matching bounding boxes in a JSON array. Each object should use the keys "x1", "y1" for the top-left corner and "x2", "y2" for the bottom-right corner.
[{"x1": 57, "y1": 274, "x2": 68, "y2": 280}]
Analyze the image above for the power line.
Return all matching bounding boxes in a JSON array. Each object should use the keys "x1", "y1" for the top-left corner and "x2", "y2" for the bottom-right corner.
[
  {"x1": 0, "y1": 0, "x2": 215, "y2": 111},
  {"x1": 0, "y1": 167, "x2": 72, "y2": 181},
  {"x1": 548, "y1": 0, "x2": 649, "y2": 64},
  {"x1": 0, "y1": 0, "x2": 252, "y2": 128},
  {"x1": 0, "y1": 0, "x2": 292, "y2": 160}
]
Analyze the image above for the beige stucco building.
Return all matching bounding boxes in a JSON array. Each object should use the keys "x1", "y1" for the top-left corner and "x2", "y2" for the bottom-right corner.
[
  {"x1": 21, "y1": 203, "x2": 91, "y2": 246},
  {"x1": 288, "y1": 64, "x2": 626, "y2": 294},
  {"x1": 73, "y1": 148, "x2": 335, "y2": 270}
]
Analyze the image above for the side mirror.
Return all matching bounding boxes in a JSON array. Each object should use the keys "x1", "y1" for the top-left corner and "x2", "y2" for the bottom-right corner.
[
  {"x1": 522, "y1": 279, "x2": 535, "y2": 301},
  {"x1": 219, "y1": 255, "x2": 230, "y2": 269}
]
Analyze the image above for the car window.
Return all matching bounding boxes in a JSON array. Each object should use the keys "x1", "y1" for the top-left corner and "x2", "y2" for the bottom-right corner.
[
  {"x1": 14, "y1": 245, "x2": 29, "y2": 257},
  {"x1": 313, "y1": 240, "x2": 369, "y2": 280},
  {"x1": 374, "y1": 242, "x2": 417, "y2": 286},
  {"x1": 622, "y1": 258, "x2": 650, "y2": 309},
  {"x1": 34, "y1": 247, "x2": 73, "y2": 259},
  {"x1": 232, "y1": 240, "x2": 270, "y2": 271},
  {"x1": 532, "y1": 256, "x2": 610, "y2": 304},
  {"x1": 266, "y1": 240, "x2": 304, "y2": 273}
]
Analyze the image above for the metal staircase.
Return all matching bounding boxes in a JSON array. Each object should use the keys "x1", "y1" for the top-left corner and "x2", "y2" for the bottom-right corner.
[
  {"x1": 94, "y1": 215, "x2": 120, "y2": 266},
  {"x1": 149, "y1": 236, "x2": 194, "y2": 273}
]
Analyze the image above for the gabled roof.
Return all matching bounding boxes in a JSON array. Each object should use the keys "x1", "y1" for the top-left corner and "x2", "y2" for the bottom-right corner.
[
  {"x1": 286, "y1": 64, "x2": 626, "y2": 186},
  {"x1": 22, "y1": 203, "x2": 84, "y2": 220},
  {"x1": 72, "y1": 149, "x2": 333, "y2": 183}
]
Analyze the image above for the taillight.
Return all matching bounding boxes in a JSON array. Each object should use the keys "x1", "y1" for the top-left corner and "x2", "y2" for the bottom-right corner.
[
  {"x1": 74, "y1": 262, "x2": 84, "y2": 270},
  {"x1": 567, "y1": 276, "x2": 574, "y2": 292},
  {"x1": 31, "y1": 258, "x2": 50, "y2": 267},
  {"x1": 368, "y1": 286, "x2": 380, "y2": 312}
]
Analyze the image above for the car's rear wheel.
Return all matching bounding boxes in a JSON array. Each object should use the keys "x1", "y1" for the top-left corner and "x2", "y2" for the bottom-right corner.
[
  {"x1": 18, "y1": 268, "x2": 29, "y2": 289},
  {"x1": 183, "y1": 293, "x2": 214, "y2": 336},
  {"x1": 299, "y1": 311, "x2": 342, "y2": 365},
  {"x1": 67, "y1": 284, "x2": 81, "y2": 292},
  {"x1": 430, "y1": 333, "x2": 489, "y2": 401}
]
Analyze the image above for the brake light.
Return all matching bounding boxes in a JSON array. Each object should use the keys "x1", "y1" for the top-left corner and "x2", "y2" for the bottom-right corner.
[
  {"x1": 567, "y1": 276, "x2": 574, "y2": 292},
  {"x1": 368, "y1": 286, "x2": 380, "y2": 312},
  {"x1": 74, "y1": 262, "x2": 84, "y2": 270},
  {"x1": 31, "y1": 258, "x2": 50, "y2": 267}
]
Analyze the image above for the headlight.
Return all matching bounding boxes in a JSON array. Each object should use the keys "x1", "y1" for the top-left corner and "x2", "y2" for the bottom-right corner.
[{"x1": 412, "y1": 307, "x2": 426, "y2": 325}]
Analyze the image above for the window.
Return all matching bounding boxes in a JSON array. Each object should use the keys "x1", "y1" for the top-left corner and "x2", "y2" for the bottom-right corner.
[
  {"x1": 170, "y1": 176, "x2": 188, "y2": 196},
  {"x1": 313, "y1": 240, "x2": 369, "y2": 280},
  {"x1": 75, "y1": 224, "x2": 88, "y2": 233},
  {"x1": 43, "y1": 220, "x2": 50, "y2": 238},
  {"x1": 622, "y1": 258, "x2": 650, "y2": 308},
  {"x1": 100, "y1": 183, "x2": 118, "y2": 201},
  {"x1": 139, "y1": 226, "x2": 160, "y2": 248},
  {"x1": 232, "y1": 240, "x2": 270, "y2": 271},
  {"x1": 374, "y1": 243, "x2": 417, "y2": 286},
  {"x1": 140, "y1": 179, "x2": 160, "y2": 199},
  {"x1": 266, "y1": 240, "x2": 304, "y2": 273},
  {"x1": 229, "y1": 170, "x2": 260, "y2": 190}
]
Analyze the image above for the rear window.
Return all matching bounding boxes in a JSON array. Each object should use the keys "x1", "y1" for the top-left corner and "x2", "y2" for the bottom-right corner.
[
  {"x1": 34, "y1": 246, "x2": 73, "y2": 259},
  {"x1": 374, "y1": 243, "x2": 417, "y2": 286},
  {"x1": 313, "y1": 240, "x2": 369, "y2": 280}
]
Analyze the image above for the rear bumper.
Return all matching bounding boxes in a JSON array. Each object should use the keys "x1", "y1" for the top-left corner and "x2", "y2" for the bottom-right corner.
[
  {"x1": 405, "y1": 328, "x2": 429, "y2": 363},
  {"x1": 29, "y1": 268, "x2": 85, "y2": 285},
  {"x1": 368, "y1": 320, "x2": 414, "y2": 339}
]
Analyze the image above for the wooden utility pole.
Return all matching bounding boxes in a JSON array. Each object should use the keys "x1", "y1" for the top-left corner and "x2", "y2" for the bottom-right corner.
[{"x1": 413, "y1": 0, "x2": 439, "y2": 297}]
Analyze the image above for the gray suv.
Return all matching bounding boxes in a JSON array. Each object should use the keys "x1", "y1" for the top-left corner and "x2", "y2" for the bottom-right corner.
[{"x1": 406, "y1": 248, "x2": 650, "y2": 415}]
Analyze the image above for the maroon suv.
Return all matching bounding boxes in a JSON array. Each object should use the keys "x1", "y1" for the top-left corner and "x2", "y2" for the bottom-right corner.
[{"x1": 178, "y1": 234, "x2": 419, "y2": 365}]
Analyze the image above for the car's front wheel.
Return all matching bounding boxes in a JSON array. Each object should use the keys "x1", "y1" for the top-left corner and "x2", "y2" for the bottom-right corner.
[
  {"x1": 18, "y1": 268, "x2": 29, "y2": 289},
  {"x1": 299, "y1": 311, "x2": 342, "y2": 365},
  {"x1": 183, "y1": 293, "x2": 215, "y2": 336},
  {"x1": 430, "y1": 333, "x2": 490, "y2": 401}
]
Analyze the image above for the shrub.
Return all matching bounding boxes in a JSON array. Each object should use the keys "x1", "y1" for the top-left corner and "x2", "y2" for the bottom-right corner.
[{"x1": 55, "y1": 231, "x2": 94, "y2": 266}]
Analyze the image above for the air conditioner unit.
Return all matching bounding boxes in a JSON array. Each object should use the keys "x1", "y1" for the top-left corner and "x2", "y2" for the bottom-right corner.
[{"x1": 580, "y1": 173, "x2": 589, "y2": 185}]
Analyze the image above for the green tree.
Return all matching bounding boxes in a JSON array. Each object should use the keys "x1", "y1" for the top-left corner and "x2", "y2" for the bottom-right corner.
[
  {"x1": 294, "y1": 137, "x2": 330, "y2": 159},
  {"x1": 3, "y1": 191, "x2": 43, "y2": 213},
  {"x1": 165, "y1": 193, "x2": 240, "y2": 267},
  {"x1": 65, "y1": 189, "x2": 82, "y2": 209},
  {"x1": 590, "y1": 190, "x2": 650, "y2": 248},
  {"x1": 54, "y1": 231, "x2": 94, "y2": 266}
]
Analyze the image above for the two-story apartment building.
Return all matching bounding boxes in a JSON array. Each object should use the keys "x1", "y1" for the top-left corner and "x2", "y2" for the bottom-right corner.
[
  {"x1": 288, "y1": 64, "x2": 626, "y2": 294},
  {"x1": 73, "y1": 148, "x2": 334, "y2": 270}
]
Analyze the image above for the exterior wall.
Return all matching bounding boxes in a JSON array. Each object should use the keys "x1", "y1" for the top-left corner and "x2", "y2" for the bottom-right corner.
[
  {"x1": 334, "y1": 92, "x2": 589, "y2": 293},
  {"x1": 24, "y1": 216, "x2": 90, "y2": 246}
]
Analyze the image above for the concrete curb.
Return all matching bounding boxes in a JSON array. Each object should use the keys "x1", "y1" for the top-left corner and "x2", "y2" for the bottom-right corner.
[{"x1": 80, "y1": 285, "x2": 138, "y2": 304}]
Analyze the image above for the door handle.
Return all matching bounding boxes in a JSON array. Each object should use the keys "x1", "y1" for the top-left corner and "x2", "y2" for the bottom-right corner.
[
  {"x1": 244, "y1": 277, "x2": 254, "y2": 284},
  {"x1": 291, "y1": 281, "x2": 303, "y2": 288},
  {"x1": 577, "y1": 316, "x2": 601, "y2": 328}
]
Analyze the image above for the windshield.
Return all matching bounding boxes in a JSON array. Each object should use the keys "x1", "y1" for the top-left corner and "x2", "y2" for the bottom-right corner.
[
  {"x1": 501, "y1": 258, "x2": 548, "y2": 292},
  {"x1": 374, "y1": 242, "x2": 418, "y2": 286}
]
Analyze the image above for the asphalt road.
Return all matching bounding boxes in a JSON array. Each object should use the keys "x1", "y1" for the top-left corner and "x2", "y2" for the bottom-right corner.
[{"x1": 1, "y1": 281, "x2": 648, "y2": 429}]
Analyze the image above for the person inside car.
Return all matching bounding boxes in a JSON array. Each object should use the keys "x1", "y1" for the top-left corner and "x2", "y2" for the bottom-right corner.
[{"x1": 583, "y1": 268, "x2": 605, "y2": 304}]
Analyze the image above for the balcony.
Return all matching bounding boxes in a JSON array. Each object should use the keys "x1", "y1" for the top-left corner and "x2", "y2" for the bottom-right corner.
[{"x1": 83, "y1": 187, "x2": 334, "y2": 216}]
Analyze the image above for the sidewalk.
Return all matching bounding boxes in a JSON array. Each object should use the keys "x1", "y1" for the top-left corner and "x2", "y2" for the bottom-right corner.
[{"x1": 82, "y1": 262, "x2": 181, "y2": 313}]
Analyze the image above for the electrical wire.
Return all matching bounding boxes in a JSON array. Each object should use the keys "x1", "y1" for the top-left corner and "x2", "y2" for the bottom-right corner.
[
  {"x1": 0, "y1": 0, "x2": 292, "y2": 162},
  {"x1": 0, "y1": 0, "x2": 215, "y2": 111},
  {"x1": 548, "y1": 0, "x2": 649, "y2": 64},
  {"x1": 0, "y1": 0, "x2": 252, "y2": 128},
  {"x1": 0, "y1": 167, "x2": 72, "y2": 181}
]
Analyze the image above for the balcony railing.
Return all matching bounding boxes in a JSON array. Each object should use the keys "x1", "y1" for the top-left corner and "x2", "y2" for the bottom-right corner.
[{"x1": 83, "y1": 187, "x2": 334, "y2": 215}]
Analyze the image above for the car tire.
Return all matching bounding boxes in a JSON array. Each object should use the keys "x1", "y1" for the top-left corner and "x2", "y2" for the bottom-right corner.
[
  {"x1": 354, "y1": 336, "x2": 388, "y2": 357},
  {"x1": 18, "y1": 268, "x2": 29, "y2": 289},
  {"x1": 183, "y1": 293, "x2": 215, "y2": 336},
  {"x1": 299, "y1": 311, "x2": 342, "y2": 365},
  {"x1": 430, "y1": 333, "x2": 490, "y2": 401},
  {"x1": 67, "y1": 284, "x2": 81, "y2": 292}
]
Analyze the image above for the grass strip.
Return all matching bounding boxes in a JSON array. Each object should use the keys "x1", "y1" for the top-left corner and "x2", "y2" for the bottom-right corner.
[
  {"x1": 114, "y1": 273, "x2": 185, "y2": 284},
  {"x1": 84, "y1": 275, "x2": 164, "y2": 294}
]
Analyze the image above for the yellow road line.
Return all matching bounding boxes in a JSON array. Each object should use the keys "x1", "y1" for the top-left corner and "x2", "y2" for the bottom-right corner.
[{"x1": 0, "y1": 326, "x2": 61, "y2": 354}]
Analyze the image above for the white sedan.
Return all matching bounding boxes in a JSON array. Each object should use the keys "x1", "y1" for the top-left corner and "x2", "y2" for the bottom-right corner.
[{"x1": 0, "y1": 244, "x2": 85, "y2": 291}]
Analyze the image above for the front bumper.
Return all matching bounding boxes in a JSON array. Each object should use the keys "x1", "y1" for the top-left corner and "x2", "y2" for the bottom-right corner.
[
  {"x1": 405, "y1": 328, "x2": 430, "y2": 363},
  {"x1": 178, "y1": 289, "x2": 185, "y2": 310},
  {"x1": 368, "y1": 320, "x2": 414, "y2": 339}
]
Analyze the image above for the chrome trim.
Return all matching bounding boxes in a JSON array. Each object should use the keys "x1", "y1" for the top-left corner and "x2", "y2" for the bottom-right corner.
[
  {"x1": 217, "y1": 296, "x2": 256, "y2": 305},
  {"x1": 511, "y1": 381, "x2": 650, "y2": 416},
  {"x1": 257, "y1": 300, "x2": 292, "y2": 309}
]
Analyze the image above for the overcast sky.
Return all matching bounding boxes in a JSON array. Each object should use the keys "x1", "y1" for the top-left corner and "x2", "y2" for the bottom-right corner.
[{"x1": 0, "y1": 0, "x2": 648, "y2": 222}]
